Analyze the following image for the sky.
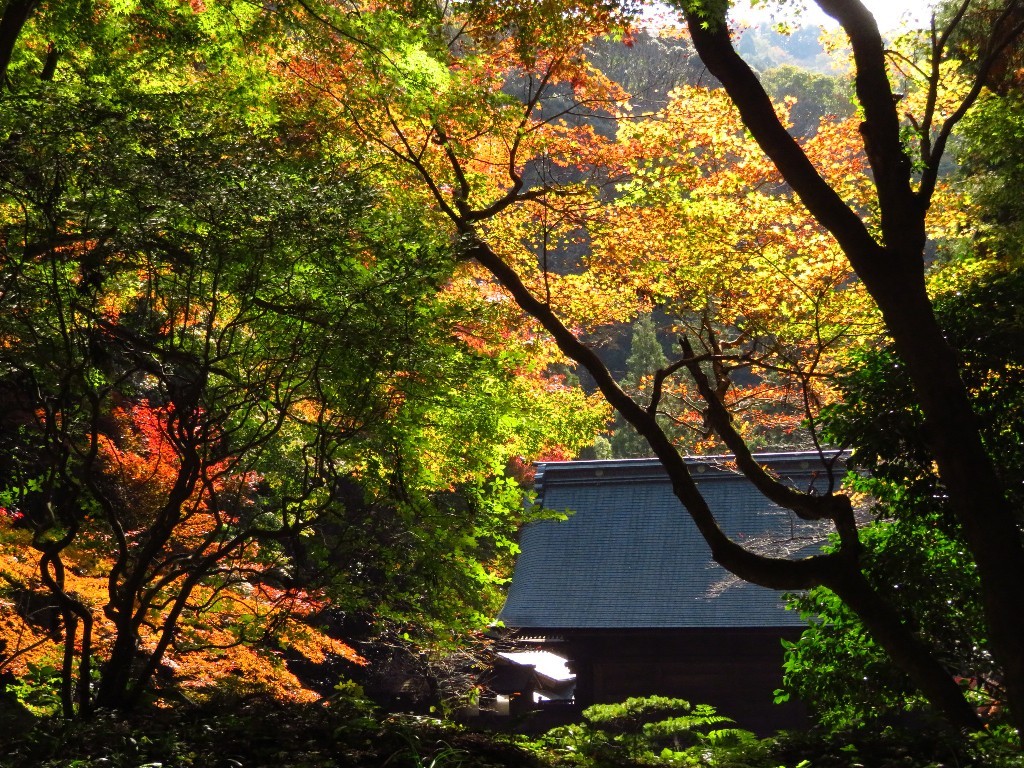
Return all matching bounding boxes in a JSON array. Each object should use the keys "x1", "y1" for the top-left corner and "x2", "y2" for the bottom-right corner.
[{"x1": 729, "y1": 0, "x2": 937, "y2": 33}]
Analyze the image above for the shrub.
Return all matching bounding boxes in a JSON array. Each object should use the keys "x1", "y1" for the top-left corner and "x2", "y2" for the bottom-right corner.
[{"x1": 538, "y1": 696, "x2": 755, "y2": 767}]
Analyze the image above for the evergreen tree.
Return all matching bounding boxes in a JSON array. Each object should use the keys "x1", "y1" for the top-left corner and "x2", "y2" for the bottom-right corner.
[{"x1": 610, "y1": 314, "x2": 669, "y2": 458}]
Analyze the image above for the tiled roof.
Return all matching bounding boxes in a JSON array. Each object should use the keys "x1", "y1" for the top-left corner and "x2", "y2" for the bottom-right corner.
[{"x1": 498, "y1": 452, "x2": 841, "y2": 629}]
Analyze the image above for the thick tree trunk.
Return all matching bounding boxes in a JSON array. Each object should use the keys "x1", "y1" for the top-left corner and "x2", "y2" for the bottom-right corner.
[
  {"x1": 830, "y1": 564, "x2": 982, "y2": 730},
  {"x1": 96, "y1": 451, "x2": 201, "y2": 710},
  {"x1": 680, "y1": 0, "x2": 1024, "y2": 736},
  {"x1": 95, "y1": 621, "x2": 142, "y2": 710},
  {"x1": 0, "y1": 0, "x2": 37, "y2": 86},
  {"x1": 872, "y1": 271, "x2": 1024, "y2": 736}
]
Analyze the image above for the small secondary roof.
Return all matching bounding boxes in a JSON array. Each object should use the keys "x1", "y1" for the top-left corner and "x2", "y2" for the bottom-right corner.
[{"x1": 498, "y1": 452, "x2": 840, "y2": 630}]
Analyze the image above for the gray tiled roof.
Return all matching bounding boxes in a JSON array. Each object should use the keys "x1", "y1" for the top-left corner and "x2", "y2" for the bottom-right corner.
[{"x1": 499, "y1": 452, "x2": 841, "y2": 629}]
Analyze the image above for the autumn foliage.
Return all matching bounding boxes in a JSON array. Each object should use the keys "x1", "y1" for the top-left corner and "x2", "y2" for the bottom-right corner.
[
  {"x1": 0, "y1": 4, "x2": 606, "y2": 715},
  {"x1": 1, "y1": 0, "x2": 1022, "y2": 743}
]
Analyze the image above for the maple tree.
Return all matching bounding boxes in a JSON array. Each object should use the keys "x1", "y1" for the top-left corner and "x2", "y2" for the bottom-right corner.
[
  {"x1": 674, "y1": 0, "x2": 1024, "y2": 735},
  {"x1": 0, "y1": 82, "x2": 406, "y2": 713},
  {"x1": 0, "y1": 1, "x2": 606, "y2": 717},
  {"x1": 587, "y1": 81, "x2": 877, "y2": 452},
  {"x1": 281, "y1": 0, "x2": 1024, "y2": 736}
]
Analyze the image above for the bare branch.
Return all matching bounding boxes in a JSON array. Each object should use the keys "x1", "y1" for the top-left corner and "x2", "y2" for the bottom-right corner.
[{"x1": 678, "y1": 335, "x2": 856, "y2": 531}]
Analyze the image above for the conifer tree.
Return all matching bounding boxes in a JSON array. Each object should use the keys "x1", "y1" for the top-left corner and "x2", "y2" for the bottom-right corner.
[{"x1": 610, "y1": 314, "x2": 670, "y2": 458}]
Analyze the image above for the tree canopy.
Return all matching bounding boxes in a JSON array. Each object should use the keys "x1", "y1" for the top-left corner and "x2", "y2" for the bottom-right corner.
[
  {"x1": 263, "y1": 0, "x2": 1024, "y2": 736},
  {"x1": 0, "y1": 0, "x2": 605, "y2": 717},
  {"x1": 0, "y1": 0, "x2": 1023, "y2": 745}
]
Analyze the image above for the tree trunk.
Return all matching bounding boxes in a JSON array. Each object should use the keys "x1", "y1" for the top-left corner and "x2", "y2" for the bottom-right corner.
[
  {"x1": 870, "y1": 267, "x2": 1024, "y2": 736},
  {"x1": 680, "y1": 0, "x2": 1024, "y2": 736},
  {"x1": 96, "y1": 452, "x2": 201, "y2": 710},
  {"x1": 0, "y1": 0, "x2": 37, "y2": 86}
]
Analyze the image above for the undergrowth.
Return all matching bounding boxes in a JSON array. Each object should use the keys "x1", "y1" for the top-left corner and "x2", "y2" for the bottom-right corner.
[{"x1": 1, "y1": 688, "x2": 1021, "y2": 768}]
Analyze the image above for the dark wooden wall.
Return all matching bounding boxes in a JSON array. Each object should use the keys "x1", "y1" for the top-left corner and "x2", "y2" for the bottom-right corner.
[{"x1": 562, "y1": 627, "x2": 808, "y2": 735}]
